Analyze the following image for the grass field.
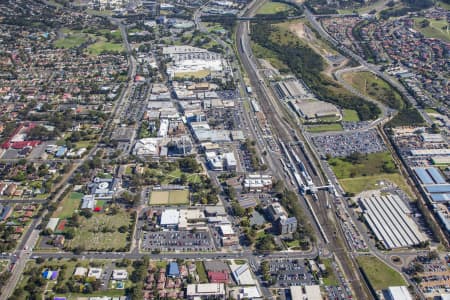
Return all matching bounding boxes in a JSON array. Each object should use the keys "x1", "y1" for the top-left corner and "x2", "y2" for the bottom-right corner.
[
  {"x1": 149, "y1": 190, "x2": 189, "y2": 205},
  {"x1": 74, "y1": 140, "x2": 94, "y2": 149},
  {"x1": 307, "y1": 123, "x2": 343, "y2": 133},
  {"x1": 256, "y1": 1, "x2": 291, "y2": 14},
  {"x1": 342, "y1": 71, "x2": 404, "y2": 109},
  {"x1": 322, "y1": 259, "x2": 339, "y2": 286},
  {"x1": 86, "y1": 40, "x2": 124, "y2": 55},
  {"x1": 67, "y1": 210, "x2": 130, "y2": 251},
  {"x1": 413, "y1": 17, "x2": 450, "y2": 42},
  {"x1": 438, "y1": 0, "x2": 450, "y2": 10},
  {"x1": 340, "y1": 173, "x2": 412, "y2": 196},
  {"x1": 329, "y1": 152, "x2": 413, "y2": 195},
  {"x1": 342, "y1": 109, "x2": 360, "y2": 122},
  {"x1": 174, "y1": 69, "x2": 211, "y2": 79},
  {"x1": 328, "y1": 152, "x2": 395, "y2": 179},
  {"x1": 52, "y1": 192, "x2": 82, "y2": 219},
  {"x1": 424, "y1": 108, "x2": 439, "y2": 114},
  {"x1": 357, "y1": 256, "x2": 406, "y2": 291},
  {"x1": 195, "y1": 261, "x2": 208, "y2": 283},
  {"x1": 54, "y1": 30, "x2": 88, "y2": 49}
]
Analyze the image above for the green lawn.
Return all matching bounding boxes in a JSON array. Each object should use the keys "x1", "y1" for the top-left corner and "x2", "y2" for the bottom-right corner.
[
  {"x1": 86, "y1": 40, "x2": 124, "y2": 55},
  {"x1": 357, "y1": 256, "x2": 406, "y2": 291},
  {"x1": 54, "y1": 31, "x2": 89, "y2": 49},
  {"x1": 413, "y1": 17, "x2": 450, "y2": 43},
  {"x1": 52, "y1": 192, "x2": 83, "y2": 219},
  {"x1": 342, "y1": 71, "x2": 404, "y2": 110},
  {"x1": 329, "y1": 152, "x2": 413, "y2": 196},
  {"x1": 195, "y1": 261, "x2": 208, "y2": 283},
  {"x1": 328, "y1": 152, "x2": 395, "y2": 179},
  {"x1": 424, "y1": 108, "x2": 439, "y2": 114},
  {"x1": 342, "y1": 109, "x2": 360, "y2": 122},
  {"x1": 438, "y1": 0, "x2": 450, "y2": 10},
  {"x1": 74, "y1": 140, "x2": 94, "y2": 149},
  {"x1": 340, "y1": 173, "x2": 412, "y2": 196},
  {"x1": 322, "y1": 259, "x2": 339, "y2": 286},
  {"x1": 257, "y1": 1, "x2": 291, "y2": 14},
  {"x1": 307, "y1": 123, "x2": 343, "y2": 133},
  {"x1": 67, "y1": 210, "x2": 131, "y2": 251}
]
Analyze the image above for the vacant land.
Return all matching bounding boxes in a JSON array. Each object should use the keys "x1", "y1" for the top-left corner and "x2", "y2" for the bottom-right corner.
[
  {"x1": 307, "y1": 123, "x2": 343, "y2": 133},
  {"x1": 340, "y1": 174, "x2": 412, "y2": 196},
  {"x1": 52, "y1": 192, "x2": 82, "y2": 219},
  {"x1": 149, "y1": 190, "x2": 189, "y2": 205},
  {"x1": 342, "y1": 109, "x2": 360, "y2": 122},
  {"x1": 329, "y1": 152, "x2": 395, "y2": 179},
  {"x1": 257, "y1": 1, "x2": 291, "y2": 14},
  {"x1": 54, "y1": 30, "x2": 89, "y2": 49},
  {"x1": 342, "y1": 71, "x2": 404, "y2": 109},
  {"x1": 251, "y1": 42, "x2": 288, "y2": 71},
  {"x1": 413, "y1": 18, "x2": 450, "y2": 43},
  {"x1": 329, "y1": 152, "x2": 412, "y2": 195},
  {"x1": 195, "y1": 261, "x2": 208, "y2": 283},
  {"x1": 174, "y1": 69, "x2": 211, "y2": 79},
  {"x1": 357, "y1": 256, "x2": 406, "y2": 291},
  {"x1": 67, "y1": 210, "x2": 130, "y2": 251}
]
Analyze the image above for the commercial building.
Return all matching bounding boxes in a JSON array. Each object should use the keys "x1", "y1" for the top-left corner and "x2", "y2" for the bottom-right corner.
[
  {"x1": 385, "y1": 286, "x2": 413, "y2": 300},
  {"x1": 160, "y1": 209, "x2": 180, "y2": 228},
  {"x1": 186, "y1": 283, "x2": 225, "y2": 299},
  {"x1": 243, "y1": 174, "x2": 272, "y2": 192},
  {"x1": 290, "y1": 285, "x2": 322, "y2": 300},
  {"x1": 277, "y1": 215, "x2": 298, "y2": 235}
]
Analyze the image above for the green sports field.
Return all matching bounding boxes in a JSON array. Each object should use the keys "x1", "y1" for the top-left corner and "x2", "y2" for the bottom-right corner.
[{"x1": 149, "y1": 190, "x2": 189, "y2": 205}]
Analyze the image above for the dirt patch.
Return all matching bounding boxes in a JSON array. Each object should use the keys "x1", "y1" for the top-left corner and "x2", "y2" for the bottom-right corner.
[{"x1": 289, "y1": 22, "x2": 313, "y2": 42}]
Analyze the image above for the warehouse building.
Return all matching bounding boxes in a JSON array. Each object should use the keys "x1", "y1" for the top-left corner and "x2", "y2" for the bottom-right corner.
[{"x1": 359, "y1": 194, "x2": 427, "y2": 249}]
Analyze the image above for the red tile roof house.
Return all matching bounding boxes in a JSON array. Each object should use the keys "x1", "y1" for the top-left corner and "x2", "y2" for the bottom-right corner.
[{"x1": 207, "y1": 271, "x2": 229, "y2": 283}]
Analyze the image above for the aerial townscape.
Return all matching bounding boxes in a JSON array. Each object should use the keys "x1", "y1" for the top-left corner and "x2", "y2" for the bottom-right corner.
[{"x1": 0, "y1": 0, "x2": 449, "y2": 299}]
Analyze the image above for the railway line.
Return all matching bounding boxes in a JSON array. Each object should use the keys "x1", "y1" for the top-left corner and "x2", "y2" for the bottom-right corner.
[{"x1": 235, "y1": 1, "x2": 373, "y2": 298}]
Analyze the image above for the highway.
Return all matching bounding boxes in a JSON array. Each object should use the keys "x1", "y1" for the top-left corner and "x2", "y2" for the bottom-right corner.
[{"x1": 235, "y1": 0, "x2": 374, "y2": 299}]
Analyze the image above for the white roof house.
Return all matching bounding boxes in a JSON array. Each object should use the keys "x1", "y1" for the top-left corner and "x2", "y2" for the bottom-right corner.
[
  {"x1": 74, "y1": 267, "x2": 88, "y2": 277},
  {"x1": 112, "y1": 269, "x2": 128, "y2": 280},
  {"x1": 88, "y1": 268, "x2": 102, "y2": 279}
]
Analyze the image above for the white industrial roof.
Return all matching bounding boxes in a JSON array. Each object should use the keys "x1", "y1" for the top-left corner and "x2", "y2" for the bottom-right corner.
[
  {"x1": 387, "y1": 286, "x2": 413, "y2": 300},
  {"x1": 46, "y1": 218, "x2": 59, "y2": 231},
  {"x1": 219, "y1": 224, "x2": 234, "y2": 236},
  {"x1": 290, "y1": 285, "x2": 322, "y2": 300},
  {"x1": 160, "y1": 209, "x2": 180, "y2": 226},
  {"x1": 186, "y1": 283, "x2": 225, "y2": 296},
  {"x1": 360, "y1": 195, "x2": 427, "y2": 249}
]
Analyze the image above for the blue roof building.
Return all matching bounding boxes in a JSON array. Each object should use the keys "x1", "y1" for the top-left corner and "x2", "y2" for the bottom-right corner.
[{"x1": 167, "y1": 262, "x2": 180, "y2": 277}]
